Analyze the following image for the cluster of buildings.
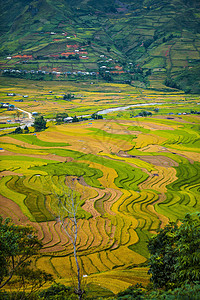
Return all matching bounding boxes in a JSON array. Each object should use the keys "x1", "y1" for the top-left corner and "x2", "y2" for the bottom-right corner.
[
  {"x1": 2, "y1": 69, "x2": 97, "y2": 77},
  {"x1": 0, "y1": 102, "x2": 15, "y2": 110}
]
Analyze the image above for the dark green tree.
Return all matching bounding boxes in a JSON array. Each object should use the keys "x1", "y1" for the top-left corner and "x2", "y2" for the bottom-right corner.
[
  {"x1": 14, "y1": 127, "x2": 23, "y2": 134},
  {"x1": 148, "y1": 213, "x2": 200, "y2": 289},
  {"x1": 0, "y1": 217, "x2": 52, "y2": 290},
  {"x1": 55, "y1": 112, "x2": 69, "y2": 124},
  {"x1": 139, "y1": 111, "x2": 152, "y2": 117},
  {"x1": 23, "y1": 125, "x2": 29, "y2": 133},
  {"x1": 63, "y1": 94, "x2": 74, "y2": 101},
  {"x1": 72, "y1": 116, "x2": 79, "y2": 123},
  {"x1": 91, "y1": 113, "x2": 103, "y2": 120},
  {"x1": 33, "y1": 116, "x2": 47, "y2": 132},
  {"x1": 14, "y1": 266, "x2": 52, "y2": 298},
  {"x1": 39, "y1": 283, "x2": 76, "y2": 299},
  {"x1": 148, "y1": 222, "x2": 178, "y2": 289},
  {"x1": 173, "y1": 214, "x2": 200, "y2": 284}
]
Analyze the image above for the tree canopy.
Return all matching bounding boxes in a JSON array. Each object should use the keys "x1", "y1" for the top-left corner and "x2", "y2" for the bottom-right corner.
[
  {"x1": 14, "y1": 126, "x2": 23, "y2": 134},
  {"x1": 148, "y1": 213, "x2": 200, "y2": 289},
  {"x1": 0, "y1": 217, "x2": 52, "y2": 291},
  {"x1": 33, "y1": 116, "x2": 47, "y2": 132},
  {"x1": 55, "y1": 112, "x2": 69, "y2": 124}
]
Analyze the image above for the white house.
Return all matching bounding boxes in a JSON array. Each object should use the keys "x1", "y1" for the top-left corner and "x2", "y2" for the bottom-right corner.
[{"x1": 64, "y1": 117, "x2": 73, "y2": 123}]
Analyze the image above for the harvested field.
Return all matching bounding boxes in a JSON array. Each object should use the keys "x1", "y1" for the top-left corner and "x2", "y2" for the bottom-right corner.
[{"x1": 135, "y1": 155, "x2": 178, "y2": 167}]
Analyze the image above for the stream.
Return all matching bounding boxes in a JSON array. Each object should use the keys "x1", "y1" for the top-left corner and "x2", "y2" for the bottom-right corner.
[{"x1": 97, "y1": 102, "x2": 164, "y2": 115}]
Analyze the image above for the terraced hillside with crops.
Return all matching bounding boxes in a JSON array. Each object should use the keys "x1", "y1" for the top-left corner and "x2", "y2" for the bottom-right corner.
[
  {"x1": 0, "y1": 0, "x2": 200, "y2": 294},
  {"x1": 0, "y1": 79, "x2": 199, "y2": 293},
  {"x1": 0, "y1": 0, "x2": 200, "y2": 93}
]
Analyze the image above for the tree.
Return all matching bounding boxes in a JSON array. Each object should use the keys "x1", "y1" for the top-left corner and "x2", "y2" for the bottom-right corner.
[
  {"x1": 72, "y1": 116, "x2": 79, "y2": 123},
  {"x1": 55, "y1": 112, "x2": 69, "y2": 124},
  {"x1": 147, "y1": 222, "x2": 178, "y2": 289},
  {"x1": 148, "y1": 213, "x2": 200, "y2": 289},
  {"x1": 116, "y1": 283, "x2": 200, "y2": 299},
  {"x1": 63, "y1": 94, "x2": 74, "y2": 101},
  {"x1": 174, "y1": 214, "x2": 200, "y2": 284},
  {"x1": 39, "y1": 283, "x2": 76, "y2": 299},
  {"x1": 139, "y1": 111, "x2": 152, "y2": 117},
  {"x1": 107, "y1": 46, "x2": 111, "y2": 52},
  {"x1": 91, "y1": 113, "x2": 103, "y2": 120},
  {"x1": 33, "y1": 116, "x2": 47, "y2": 132},
  {"x1": 0, "y1": 217, "x2": 52, "y2": 291},
  {"x1": 24, "y1": 125, "x2": 29, "y2": 133},
  {"x1": 52, "y1": 178, "x2": 85, "y2": 300},
  {"x1": 15, "y1": 110, "x2": 22, "y2": 121},
  {"x1": 143, "y1": 38, "x2": 154, "y2": 49},
  {"x1": 13, "y1": 266, "x2": 52, "y2": 299},
  {"x1": 14, "y1": 126, "x2": 23, "y2": 134}
]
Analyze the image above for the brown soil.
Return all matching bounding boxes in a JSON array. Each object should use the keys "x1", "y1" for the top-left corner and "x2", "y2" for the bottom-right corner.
[
  {"x1": 140, "y1": 145, "x2": 170, "y2": 152},
  {"x1": 0, "y1": 195, "x2": 29, "y2": 224},
  {"x1": 0, "y1": 195, "x2": 44, "y2": 240},
  {"x1": 117, "y1": 150, "x2": 178, "y2": 167},
  {"x1": 134, "y1": 155, "x2": 178, "y2": 167},
  {"x1": 0, "y1": 170, "x2": 23, "y2": 177}
]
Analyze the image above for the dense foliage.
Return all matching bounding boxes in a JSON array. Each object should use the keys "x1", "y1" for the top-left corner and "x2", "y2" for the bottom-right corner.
[
  {"x1": 55, "y1": 112, "x2": 69, "y2": 124},
  {"x1": 115, "y1": 283, "x2": 200, "y2": 300},
  {"x1": 1, "y1": 0, "x2": 200, "y2": 92},
  {"x1": 33, "y1": 116, "x2": 47, "y2": 132},
  {"x1": 38, "y1": 283, "x2": 76, "y2": 299},
  {"x1": 0, "y1": 217, "x2": 52, "y2": 292},
  {"x1": 148, "y1": 213, "x2": 200, "y2": 289}
]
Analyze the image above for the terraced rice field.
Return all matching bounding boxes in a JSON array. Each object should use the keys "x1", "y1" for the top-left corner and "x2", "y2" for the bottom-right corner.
[{"x1": 0, "y1": 82, "x2": 200, "y2": 293}]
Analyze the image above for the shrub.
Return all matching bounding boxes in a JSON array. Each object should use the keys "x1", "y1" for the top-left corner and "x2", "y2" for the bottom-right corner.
[{"x1": 38, "y1": 283, "x2": 76, "y2": 299}]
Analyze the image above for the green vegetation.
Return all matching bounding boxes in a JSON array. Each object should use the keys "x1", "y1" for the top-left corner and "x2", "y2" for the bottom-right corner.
[
  {"x1": 0, "y1": 216, "x2": 52, "y2": 290},
  {"x1": 148, "y1": 213, "x2": 200, "y2": 288},
  {"x1": 156, "y1": 162, "x2": 200, "y2": 221},
  {"x1": 32, "y1": 162, "x2": 103, "y2": 189},
  {"x1": 10, "y1": 134, "x2": 70, "y2": 147},
  {"x1": 0, "y1": 214, "x2": 199, "y2": 299},
  {"x1": 88, "y1": 128, "x2": 136, "y2": 142},
  {"x1": 0, "y1": 0, "x2": 200, "y2": 92},
  {"x1": 0, "y1": 1, "x2": 200, "y2": 291},
  {"x1": 33, "y1": 116, "x2": 47, "y2": 132},
  {"x1": 115, "y1": 283, "x2": 200, "y2": 300}
]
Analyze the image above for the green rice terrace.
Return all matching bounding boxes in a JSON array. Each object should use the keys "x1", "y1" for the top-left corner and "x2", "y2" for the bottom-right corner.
[
  {"x1": 0, "y1": 77, "x2": 200, "y2": 294},
  {"x1": 0, "y1": 0, "x2": 200, "y2": 296}
]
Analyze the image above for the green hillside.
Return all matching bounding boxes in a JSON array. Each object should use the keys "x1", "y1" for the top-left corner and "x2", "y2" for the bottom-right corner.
[{"x1": 0, "y1": 0, "x2": 200, "y2": 93}]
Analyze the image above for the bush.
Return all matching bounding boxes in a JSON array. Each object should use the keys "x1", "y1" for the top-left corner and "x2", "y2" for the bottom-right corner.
[
  {"x1": 148, "y1": 213, "x2": 200, "y2": 289},
  {"x1": 38, "y1": 283, "x2": 76, "y2": 299},
  {"x1": 116, "y1": 284, "x2": 200, "y2": 299},
  {"x1": 33, "y1": 116, "x2": 47, "y2": 132},
  {"x1": 14, "y1": 127, "x2": 23, "y2": 134},
  {"x1": 117, "y1": 284, "x2": 145, "y2": 299}
]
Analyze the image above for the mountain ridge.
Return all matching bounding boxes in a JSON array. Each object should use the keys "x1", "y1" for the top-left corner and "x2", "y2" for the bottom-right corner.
[{"x1": 0, "y1": 0, "x2": 200, "y2": 93}]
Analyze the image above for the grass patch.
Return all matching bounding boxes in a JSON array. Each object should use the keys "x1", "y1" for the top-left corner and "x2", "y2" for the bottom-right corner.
[
  {"x1": 9, "y1": 134, "x2": 70, "y2": 147},
  {"x1": 0, "y1": 176, "x2": 34, "y2": 221},
  {"x1": 88, "y1": 128, "x2": 136, "y2": 142}
]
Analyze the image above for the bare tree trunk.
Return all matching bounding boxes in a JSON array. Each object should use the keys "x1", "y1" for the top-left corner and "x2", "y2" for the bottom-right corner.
[
  {"x1": 52, "y1": 176, "x2": 85, "y2": 299},
  {"x1": 73, "y1": 243, "x2": 82, "y2": 300}
]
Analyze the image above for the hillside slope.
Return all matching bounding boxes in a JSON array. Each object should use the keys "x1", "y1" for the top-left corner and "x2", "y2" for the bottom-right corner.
[{"x1": 0, "y1": 0, "x2": 200, "y2": 92}]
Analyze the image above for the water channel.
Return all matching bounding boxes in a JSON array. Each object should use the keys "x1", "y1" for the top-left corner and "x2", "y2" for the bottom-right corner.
[{"x1": 97, "y1": 102, "x2": 164, "y2": 115}]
